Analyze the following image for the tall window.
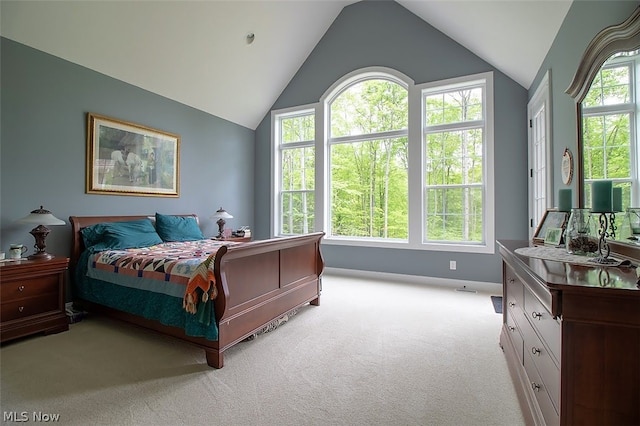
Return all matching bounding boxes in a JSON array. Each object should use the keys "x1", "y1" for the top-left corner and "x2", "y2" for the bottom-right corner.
[
  {"x1": 582, "y1": 52, "x2": 638, "y2": 208},
  {"x1": 422, "y1": 78, "x2": 488, "y2": 244},
  {"x1": 273, "y1": 108, "x2": 315, "y2": 235},
  {"x1": 272, "y1": 69, "x2": 494, "y2": 253},
  {"x1": 328, "y1": 77, "x2": 408, "y2": 240}
]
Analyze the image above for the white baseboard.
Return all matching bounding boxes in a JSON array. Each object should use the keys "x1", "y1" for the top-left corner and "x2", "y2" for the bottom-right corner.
[{"x1": 323, "y1": 267, "x2": 502, "y2": 294}]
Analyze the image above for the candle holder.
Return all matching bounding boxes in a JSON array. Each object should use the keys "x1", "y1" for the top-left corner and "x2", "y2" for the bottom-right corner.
[
  {"x1": 590, "y1": 212, "x2": 618, "y2": 265},
  {"x1": 609, "y1": 212, "x2": 617, "y2": 240}
]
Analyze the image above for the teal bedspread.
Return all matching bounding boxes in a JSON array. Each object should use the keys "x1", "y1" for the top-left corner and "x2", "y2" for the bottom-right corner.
[{"x1": 74, "y1": 248, "x2": 219, "y2": 341}]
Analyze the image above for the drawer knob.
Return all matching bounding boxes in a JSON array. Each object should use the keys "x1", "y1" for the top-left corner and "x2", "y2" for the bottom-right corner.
[
  {"x1": 531, "y1": 382, "x2": 541, "y2": 392},
  {"x1": 18, "y1": 285, "x2": 25, "y2": 292},
  {"x1": 508, "y1": 302, "x2": 516, "y2": 308},
  {"x1": 507, "y1": 277, "x2": 515, "y2": 284},
  {"x1": 531, "y1": 311, "x2": 543, "y2": 320},
  {"x1": 531, "y1": 347, "x2": 541, "y2": 356},
  {"x1": 508, "y1": 326, "x2": 515, "y2": 332},
  {"x1": 18, "y1": 306, "x2": 24, "y2": 313}
]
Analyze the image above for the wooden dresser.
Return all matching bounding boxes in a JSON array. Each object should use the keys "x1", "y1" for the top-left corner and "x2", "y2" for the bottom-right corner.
[
  {"x1": 498, "y1": 240, "x2": 639, "y2": 426},
  {"x1": 0, "y1": 257, "x2": 69, "y2": 343}
]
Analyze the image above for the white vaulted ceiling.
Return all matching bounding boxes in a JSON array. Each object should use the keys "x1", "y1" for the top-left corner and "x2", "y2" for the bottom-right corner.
[{"x1": 1, "y1": 0, "x2": 572, "y2": 130}]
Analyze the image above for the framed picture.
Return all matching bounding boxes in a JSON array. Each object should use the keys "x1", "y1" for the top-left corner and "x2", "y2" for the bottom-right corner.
[
  {"x1": 533, "y1": 209, "x2": 568, "y2": 244},
  {"x1": 544, "y1": 227, "x2": 563, "y2": 246},
  {"x1": 86, "y1": 113, "x2": 180, "y2": 197}
]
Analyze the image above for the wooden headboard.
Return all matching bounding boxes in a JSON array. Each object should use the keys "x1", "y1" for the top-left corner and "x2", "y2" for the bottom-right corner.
[{"x1": 68, "y1": 214, "x2": 198, "y2": 272}]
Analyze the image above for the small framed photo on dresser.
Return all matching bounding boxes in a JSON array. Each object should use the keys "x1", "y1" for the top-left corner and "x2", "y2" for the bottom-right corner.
[
  {"x1": 533, "y1": 209, "x2": 568, "y2": 244},
  {"x1": 544, "y1": 227, "x2": 563, "y2": 246}
]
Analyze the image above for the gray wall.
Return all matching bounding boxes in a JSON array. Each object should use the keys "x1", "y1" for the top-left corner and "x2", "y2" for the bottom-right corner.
[
  {"x1": 1, "y1": 38, "x2": 255, "y2": 260},
  {"x1": 6, "y1": 1, "x2": 618, "y2": 286},
  {"x1": 530, "y1": 1, "x2": 639, "y2": 204},
  {"x1": 255, "y1": 0, "x2": 529, "y2": 283}
]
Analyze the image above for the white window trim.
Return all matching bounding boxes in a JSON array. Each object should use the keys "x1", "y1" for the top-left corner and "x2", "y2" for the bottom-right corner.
[
  {"x1": 413, "y1": 72, "x2": 495, "y2": 254},
  {"x1": 272, "y1": 69, "x2": 495, "y2": 254},
  {"x1": 320, "y1": 67, "x2": 413, "y2": 245},
  {"x1": 271, "y1": 103, "x2": 319, "y2": 237},
  {"x1": 582, "y1": 56, "x2": 639, "y2": 205}
]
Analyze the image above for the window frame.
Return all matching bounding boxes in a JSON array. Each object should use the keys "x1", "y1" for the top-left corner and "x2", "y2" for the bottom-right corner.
[
  {"x1": 416, "y1": 73, "x2": 495, "y2": 253},
  {"x1": 325, "y1": 73, "x2": 410, "y2": 243},
  {"x1": 271, "y1": 68, "x2": 495, "y2": 254},
  {"x1": 271, "y1": 104, "x2": 319, "y2": 237},
  {"x1": 581, "y1": 55, "x2": 638, "y2": 207}
]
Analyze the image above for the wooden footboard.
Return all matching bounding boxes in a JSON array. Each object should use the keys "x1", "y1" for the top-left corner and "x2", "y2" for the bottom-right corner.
[
  {"x1": 212, "y1": 233, "x2": 325, "y2": 364},
  {"x1": 69, "y1": 215, "x2": 324, "y2": 368}
]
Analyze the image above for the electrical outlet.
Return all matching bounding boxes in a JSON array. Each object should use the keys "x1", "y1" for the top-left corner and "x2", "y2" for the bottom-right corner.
[{"x1": 449, "y1": 260, "x2": 456, "y2": 270}]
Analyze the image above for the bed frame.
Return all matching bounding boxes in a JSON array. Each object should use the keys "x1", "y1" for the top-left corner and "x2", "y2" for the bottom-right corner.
[{"x1": 69, "y1": 215, "x2": 324, "y2": 368}]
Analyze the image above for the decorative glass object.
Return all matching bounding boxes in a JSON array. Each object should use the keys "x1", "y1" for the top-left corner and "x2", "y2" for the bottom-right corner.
[
  {"x1": 627, "y1": 207, "x2": 640, "y2": 242},
  {"x1": 565, "y1": 208, "x2": 598, "y2": 255}
]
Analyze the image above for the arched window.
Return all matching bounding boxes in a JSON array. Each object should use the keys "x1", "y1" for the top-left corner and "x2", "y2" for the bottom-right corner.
[
  {"x1": 272, "y1": 68, "x2": 494, "y2": 253},
  {"x1": 327, "y1": 74, "x2": 408, "y2": 240}
]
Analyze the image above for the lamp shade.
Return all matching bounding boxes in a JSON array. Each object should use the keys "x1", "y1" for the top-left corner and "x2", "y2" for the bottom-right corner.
[
  {"x1": 18, "y1": 206, "x2": 65, "y2": 226},
  {"x1": 212, "y1": 207, "x2": 233, "y2": 220}
]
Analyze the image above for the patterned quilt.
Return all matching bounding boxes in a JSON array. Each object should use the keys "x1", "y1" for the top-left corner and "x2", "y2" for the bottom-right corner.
[{"x1": 86, "y1": 239, "x2": 242, "y2": 312}]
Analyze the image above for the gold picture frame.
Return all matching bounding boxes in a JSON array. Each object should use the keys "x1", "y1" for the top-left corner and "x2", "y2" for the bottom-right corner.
[{"x1": 86, "y1": 113, "x2": 180, "y2": 197}]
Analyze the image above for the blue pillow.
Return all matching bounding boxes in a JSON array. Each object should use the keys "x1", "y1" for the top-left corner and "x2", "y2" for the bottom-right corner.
[
  {"x1": 82, "y1": 219, "x2": 163, "y2": 252},
  {"x1": 155, "y1": 213, "x2": 204, "y2": 242},
  {"x1": 81, "y1": 222, "x2": 108, "y2": 248}
]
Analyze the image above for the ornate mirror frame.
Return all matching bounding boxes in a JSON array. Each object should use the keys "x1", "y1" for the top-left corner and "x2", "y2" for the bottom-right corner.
[{"x1": 566, "y1": 6, "x2": 640, "y2": 260}]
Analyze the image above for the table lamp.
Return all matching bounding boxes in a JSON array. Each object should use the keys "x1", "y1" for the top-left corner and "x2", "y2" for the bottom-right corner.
[
  {"x1": 17, "y1": 206, "x2": 66, "y2": 260},
  {"x1": 212, "y1": 207, "x2": 233, "y2": 239}
]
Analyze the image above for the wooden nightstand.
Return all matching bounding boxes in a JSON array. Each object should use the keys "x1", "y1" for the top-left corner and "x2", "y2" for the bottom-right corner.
[
  {"x1": 212, "y1": 236, "x2": 252, "y2": 243},
  {"x1": 0, "y1": 256, "x2": 69, "y2": 343}
]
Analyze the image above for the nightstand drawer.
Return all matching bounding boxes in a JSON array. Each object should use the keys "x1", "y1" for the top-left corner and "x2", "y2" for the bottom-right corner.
[
  {"x1": 0, "y1": 256, "x2": 69, "y2": 343},
  {"x1": 1, "y1": 274, "x2": 59, "y2": 302},
  {"x1": 1, "y1": 294, "x2": 59, "y2": 322}
]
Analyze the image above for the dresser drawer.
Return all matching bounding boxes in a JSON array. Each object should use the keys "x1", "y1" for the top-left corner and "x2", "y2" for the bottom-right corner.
[
  {"x1": 1, "y1": 294, "x2": 59, "y2": 322},
  {"x1": 524, "y1": 349, "x2": 560, "y2": 426},
  {"x1": 505, "y1": 308, "x2": 524, "y2": 365},
  {"x1": 1, "y1": 274, "x2": 59, "y2": 302},
  {"x1": 520, "y1": 314, "x2": 560, "y2": 411},
  {"x1": 524, "y1": 286, "x2": 561, "y2": 361},
  {"x1": 504, "y1": 264, "x2": 525, "y2": 308}
]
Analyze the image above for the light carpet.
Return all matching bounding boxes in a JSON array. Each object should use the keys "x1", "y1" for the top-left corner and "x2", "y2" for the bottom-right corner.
[{"x1": 0, "y1": 273, "x2": 524, "y2": 426}]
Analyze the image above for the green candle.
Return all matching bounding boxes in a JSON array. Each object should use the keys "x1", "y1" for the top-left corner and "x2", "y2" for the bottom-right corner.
[
  {"x1": 558, "y1": 189, "x2": 572, "y2": 212},
  {"x1": 591, "y1": 180, "x2": 612, "y2": 213},
  {"x1": 612, "y1": 187, "x2": 622, "y2": 212}
]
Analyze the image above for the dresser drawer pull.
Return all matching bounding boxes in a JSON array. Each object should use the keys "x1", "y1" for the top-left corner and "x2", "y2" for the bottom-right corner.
[
  {"x1": 508, "y1": 326, "x2": 516, "y2": 332},
  {"x1": 531, "y1": 311, "x2": 543, "y2": 320},
  {"x1": 508, "y1": 302, "x2": 516, "y2": 308},
  {"x1": 18, "y1": 306, "x2": 24, "y2": 313},
  {"x1": 18, "y1": 285, "x2": 25, "y2": 292},
  {"x1": 507, "y1": 277, "x2": 515, "y2": 284},
  {"x1": 531, "y1": 382, "x2": 541, "y2": 392},
  {"x1": 531, "y1": 347, "x2": 541, "y2": 356}
]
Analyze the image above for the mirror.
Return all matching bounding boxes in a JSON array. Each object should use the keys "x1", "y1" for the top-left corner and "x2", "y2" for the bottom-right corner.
[{"x1": 566, "y1": 6, "x2": 640, "y2": 260}]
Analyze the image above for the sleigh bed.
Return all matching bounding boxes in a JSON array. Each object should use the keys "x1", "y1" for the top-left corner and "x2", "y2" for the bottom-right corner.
[{"x1": 69, "y1": 214, "x2": 324, "y2": 368}]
